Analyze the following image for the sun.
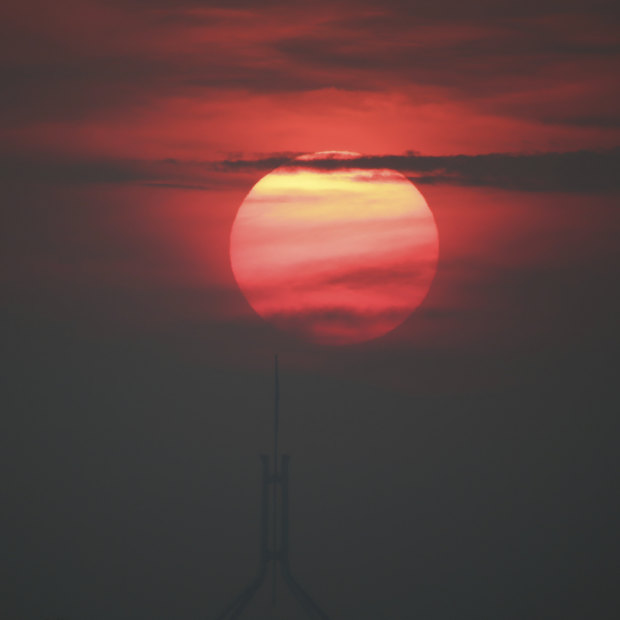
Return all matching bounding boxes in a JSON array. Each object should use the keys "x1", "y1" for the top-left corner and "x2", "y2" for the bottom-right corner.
[{"x1": 230, "y1": 151, "x2": 439, "y2": 345}]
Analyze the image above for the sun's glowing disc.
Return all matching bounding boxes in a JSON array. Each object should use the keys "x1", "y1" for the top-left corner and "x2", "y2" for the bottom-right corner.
[{"x1": 230, "y1": 151, "x2": 439, "y2": 345}]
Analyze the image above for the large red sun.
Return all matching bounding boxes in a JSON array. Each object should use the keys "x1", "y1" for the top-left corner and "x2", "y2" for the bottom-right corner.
[{"x1": 230, "y1": 152, "x2": 439, "y2": 345}]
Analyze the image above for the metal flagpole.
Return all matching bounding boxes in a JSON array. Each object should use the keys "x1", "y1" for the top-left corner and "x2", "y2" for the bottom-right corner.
[{"x1": 272, "y1": 354, "x2": 279, "y2": 605}]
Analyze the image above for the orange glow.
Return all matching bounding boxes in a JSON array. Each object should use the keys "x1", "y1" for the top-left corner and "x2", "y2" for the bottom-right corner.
[{"x1": 230, "y1": 152, "x2": 439, "y2": 344}]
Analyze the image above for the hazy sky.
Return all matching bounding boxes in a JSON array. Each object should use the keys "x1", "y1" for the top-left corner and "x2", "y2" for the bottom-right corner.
[{"x1": 2, "y1": 1, "x2": 619, "y2": 619}]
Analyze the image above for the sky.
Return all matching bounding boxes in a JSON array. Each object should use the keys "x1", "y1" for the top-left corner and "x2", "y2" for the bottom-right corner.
[{"x1": 1, "y1": 1, "x2": 619, "y2": 619}]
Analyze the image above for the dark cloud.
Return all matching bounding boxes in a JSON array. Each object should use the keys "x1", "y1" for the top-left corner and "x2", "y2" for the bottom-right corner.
[
  {"x1": 6, "y1": 148, "x2": 619, "y2": 193},
  {"x1": 0, "y1": 156, "x2": 150, "y2": 185},
  {"x1": 140, "y1": 181, "x2": 212, "y2": 190},
  {"x1": 2, "y1": 0, "x2": 618, "y2": 127},
  {"x1": 0, "y1": 155, "x2": 236, "y2": 189},
  {"x1": 216, "y1": 148, "x2": 620, "y2": 192},
  {"x1": 323, "y1": 263, "x2": 436, "y2": 289},
  {"x1": 0, "y1": 56, "x2": 332, "y2": 125},
  {"x1": 113, "y1": 0, "x2": 620, "y2": 19},
  {"x1": 269, "y1": 1, "x2": 620, "y2": 105},
  {"x1": 275, "y1": 30, "x2": 619, "y2": 79},
  {"x1": 263, "y1": 305, "x2": 413, "y2": 344},
  {"x1": 557, "y1": 114, "x2": 620, "y2": 128}
]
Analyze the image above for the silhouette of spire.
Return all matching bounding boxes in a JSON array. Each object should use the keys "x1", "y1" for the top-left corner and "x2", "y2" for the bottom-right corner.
[
  {"x1": 213, "y1": 355, "x2": 332, "y2": 620},
  {"x1": 272, "y1": 354, "x2": 279, "y2": 605}
]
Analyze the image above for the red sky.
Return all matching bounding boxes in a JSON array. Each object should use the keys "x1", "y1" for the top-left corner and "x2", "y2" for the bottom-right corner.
[
  {"x1": 2, "y1": 1, "x2": 619, "y2": 374},
  {"x1": 2, "y1": 3, "x2": 620, "y2": 618}
]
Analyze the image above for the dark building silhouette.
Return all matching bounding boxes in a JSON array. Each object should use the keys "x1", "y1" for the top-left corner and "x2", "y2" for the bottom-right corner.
[{"x1": 214, "y1": 356, "x2": 331, "y2": 620}]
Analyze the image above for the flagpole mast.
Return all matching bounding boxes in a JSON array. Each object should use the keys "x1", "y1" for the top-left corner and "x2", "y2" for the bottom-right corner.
[
  {"x1": 272, "y1": 354, "x2": 279, "y2": 605},
  {"x1": 213, "y1": 354, "x2": 332, "y2": 619}
]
